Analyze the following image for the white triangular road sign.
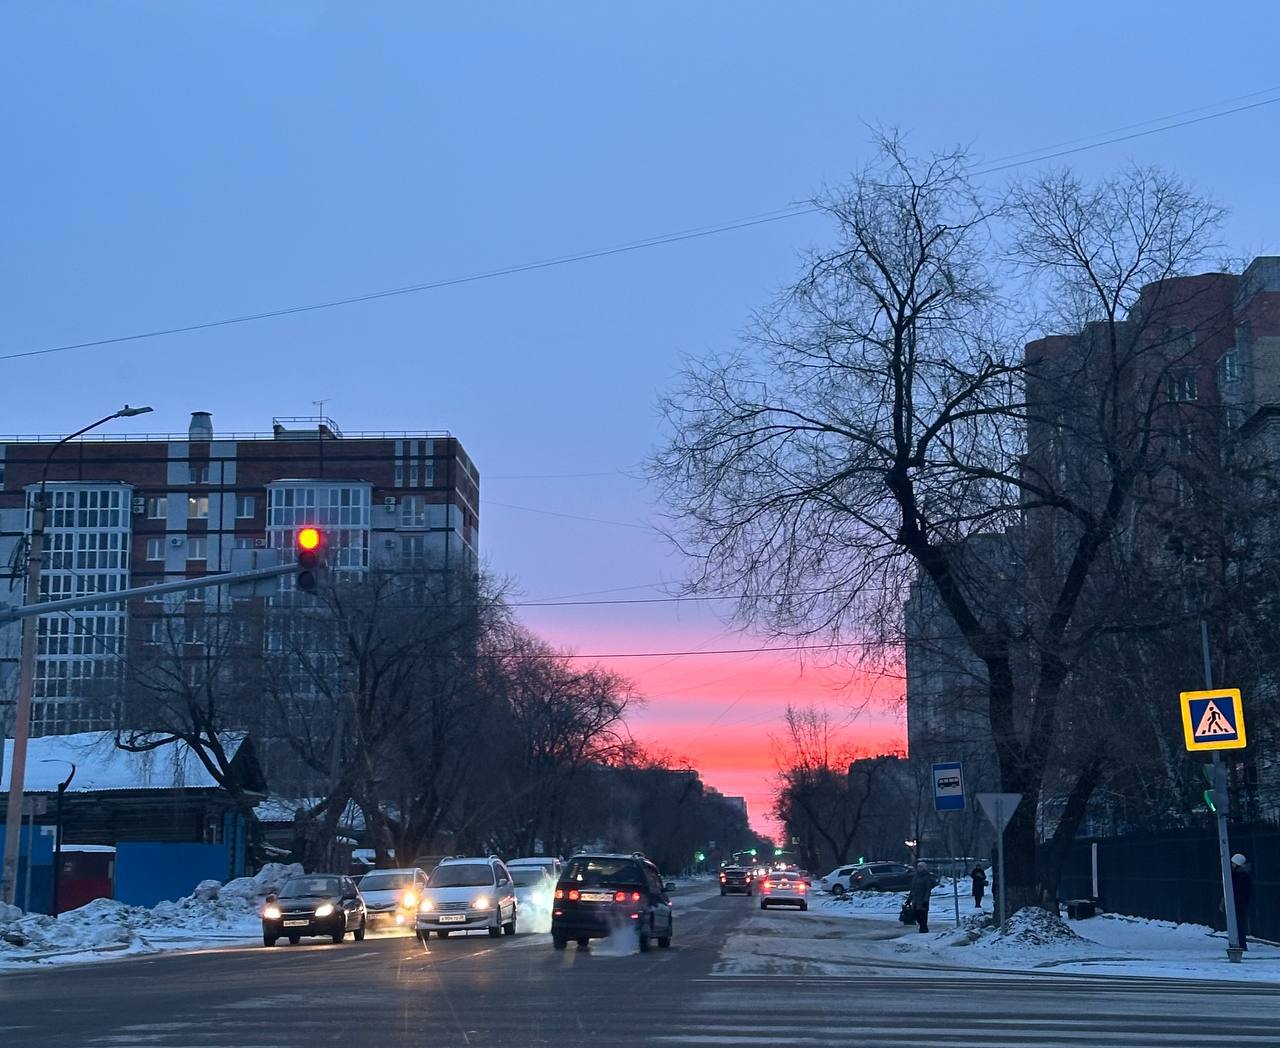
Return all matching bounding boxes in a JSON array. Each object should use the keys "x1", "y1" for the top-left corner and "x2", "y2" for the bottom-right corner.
[
  {"x1": 1194, "y1": 700, "x2": 1235, "y2": 737},
  {"x1": 976, "y1": 792, "x2": 1022, "y2": 833}
]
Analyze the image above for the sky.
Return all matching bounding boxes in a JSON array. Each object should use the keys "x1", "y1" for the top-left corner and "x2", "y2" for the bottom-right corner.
[{"x1": 3, "y1": 2, "x2": 1279, "y2": 835}]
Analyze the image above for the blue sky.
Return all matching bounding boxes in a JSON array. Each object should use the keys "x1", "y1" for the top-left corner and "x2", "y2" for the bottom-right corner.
[{"x1": 3, "y1": 2, "x2": 1278, "y2": 825}]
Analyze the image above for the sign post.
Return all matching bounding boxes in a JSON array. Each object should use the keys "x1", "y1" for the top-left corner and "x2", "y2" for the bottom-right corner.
[
  {"x1": 932, "y1": 762, "x2": 965, "y2": 925},
  {"x1": 976, "y1": 792, "x2": 1021, "y2": 930},
  {"x1": 1181, "y1": 622, "x2": 1248, "y2": 962}
]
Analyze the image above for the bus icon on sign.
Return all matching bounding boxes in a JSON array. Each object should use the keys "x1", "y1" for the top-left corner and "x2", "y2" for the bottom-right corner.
[
  {"x1": 936, "y1": 776, "x2": 961, "y2": 790},
  {"x1": 932, "y1": 762, "x2": 965, "y2": 812}
]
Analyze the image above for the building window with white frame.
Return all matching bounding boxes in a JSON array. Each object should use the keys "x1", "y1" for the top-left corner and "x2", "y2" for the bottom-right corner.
[
  {"x1": 188, "y1": 464, "x2": 209, "y2": 484},
  {"x1": 401, "y1": 495, "x2": 426, "y2": 528},
  {"x1": 188, "y1": 495, "x2": 210, "y2": 519},
  {"x1": 146, "y1": 537, "x2": 165, "y2": 561},
  {"x1": 236, "y1": 494, "x2": 255, "y2": 518},
  {"x1": 1167, "y1": 369, "x2": 1198, "y2": 402},
  {"x1": 147, "y1": 496, "x2": 167, "y2": 519},
  {"x1": 187, "y1": 536, "x2": 208, "y2": 561}
]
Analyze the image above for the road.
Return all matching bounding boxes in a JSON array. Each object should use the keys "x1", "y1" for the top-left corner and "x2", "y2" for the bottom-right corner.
[{"x1": 1, "y1": 885, "x2": 1277, "y2": 1047}]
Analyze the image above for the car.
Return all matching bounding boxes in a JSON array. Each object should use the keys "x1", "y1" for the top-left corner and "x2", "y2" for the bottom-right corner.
[
  {"x1": 509, "y1": 864, "x2": 556, "y2": 921},
  {"x1": 849, "y1": 862, "x2": 915, "y2": 892},
  {"x1": 356, "y1": 867, "x2": 429, "y2": 928},
  {"x1": 261, "y1": 873, "x2": 367, "y2": 946},
  {"x1": 507, "y1": 856, "x2": 563, "y2": 882},
  {"x1": 551, "y1": 852, "x2": 674, "y2": 952},
  {"x1": 759, "y1": 870, "x2": 808, "y2": 910},
  {"x1": 719, "y1": 865, "x2": 755, "y2": 896},
  {"x1": 415, "y1": 855, "x2": 518, "y2": 940},
  {"x1": 818, "y1": 864, "x2": 861, "y2": 895}
]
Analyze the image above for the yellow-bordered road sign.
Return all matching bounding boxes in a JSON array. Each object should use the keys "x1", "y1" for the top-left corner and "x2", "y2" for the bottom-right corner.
[{"x1": 1180, "y1": 689, "x2": 1247, "y2": 752}]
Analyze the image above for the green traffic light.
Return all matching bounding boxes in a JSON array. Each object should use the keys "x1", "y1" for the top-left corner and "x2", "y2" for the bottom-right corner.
[
  {"x1": 1204, "y1": 789, "x2": 1217, "y2": 813},
  {"x1": 749, "y1": 848, "x2": 757, "y2": 856}
]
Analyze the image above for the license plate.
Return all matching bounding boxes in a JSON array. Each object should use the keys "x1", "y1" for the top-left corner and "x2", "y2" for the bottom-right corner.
[
  {"x1": 437, "y1": 914, "x2": 467, "y2": 923},
  {"x1": 580, "y1": 891, "x2": 612, "y2": 902},
  {"x1": 282, "y1": 919, "x2": 309, "y2": 927}
]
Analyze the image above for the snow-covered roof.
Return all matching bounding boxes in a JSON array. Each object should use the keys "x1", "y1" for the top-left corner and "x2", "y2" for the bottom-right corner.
[{"x1": 1, "y1": 732, "x2": 245, "y2": 793}]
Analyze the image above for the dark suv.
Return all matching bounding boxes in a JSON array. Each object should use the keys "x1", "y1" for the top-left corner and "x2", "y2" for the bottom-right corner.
[
  {"x1": 551, "y1": 852, "x2": 674, "y2": 952},
  {"x1": 718, "y1": 866, "x2": 755, "y2": 896}
]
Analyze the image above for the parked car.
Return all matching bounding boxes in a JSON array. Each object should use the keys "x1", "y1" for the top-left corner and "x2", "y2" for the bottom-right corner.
[
  {"x1": 356, "y1": 867, "x2": 429, "y2": 928},
  {"x1": 818, "y1": 864, "x2": 861, "y2": 895},
  {"x1": 262, "y1": 873, "x2": 366, "y2": 946},
  {"x1": 719, "y1": 865, "x2": 755, "y2": 896},
  {"x1": 551, "y1": 852, "x2": 674, "y2": 951},
  {"x1": 849, "y1": 862, "x2": 914, "y2": 892},
  {"x1": 760, "y1": 870, "x2": 808, "y2": 910},
  {"x1": 415, "y1": 855, "x2": 518, "y2": 940}
]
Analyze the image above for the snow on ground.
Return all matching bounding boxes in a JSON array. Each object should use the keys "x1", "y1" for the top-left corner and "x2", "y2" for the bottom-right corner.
[
  {"x1": 0, "y1": 862, "x2": 304, "y2": 970},
  {"x1": 716, "y1": 887, "x2": 1280, "y2": 984}
]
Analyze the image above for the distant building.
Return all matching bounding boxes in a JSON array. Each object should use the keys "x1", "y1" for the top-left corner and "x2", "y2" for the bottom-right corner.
[{"x1": 0, "y1": 413, "x2": 479, "y2": 736}]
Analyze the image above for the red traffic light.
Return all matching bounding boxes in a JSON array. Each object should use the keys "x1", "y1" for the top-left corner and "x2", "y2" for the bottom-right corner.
[{"x1": 297, "y1": 527, "x2": 321, "y2": 552}]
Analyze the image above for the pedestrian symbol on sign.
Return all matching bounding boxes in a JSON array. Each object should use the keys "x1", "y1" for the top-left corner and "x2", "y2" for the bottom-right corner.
[{"x1": 1195, "y1": 701, "x2": 1233, "y2": 737}]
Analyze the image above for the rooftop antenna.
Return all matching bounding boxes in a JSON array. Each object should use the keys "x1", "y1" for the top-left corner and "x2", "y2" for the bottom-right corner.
[{"x1": 313, "y1": 398, "x2": 329, "y2": 418}]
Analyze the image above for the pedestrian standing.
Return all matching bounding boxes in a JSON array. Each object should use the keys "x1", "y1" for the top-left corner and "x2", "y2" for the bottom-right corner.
[
  {"x1": 1230, "y1": 853, "x2": 1252, "y2": 951},
  {"x1": 909, "y1": 861, "x2": 937, "y2": 933},
  {"x1": 970, "y1": 864, "x2": 987, "y2": 909}
]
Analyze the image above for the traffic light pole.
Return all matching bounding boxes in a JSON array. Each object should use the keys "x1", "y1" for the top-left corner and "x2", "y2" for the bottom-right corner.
[{"x1": 1202, "y1": 621, "x2": 1243, "y2": 962}]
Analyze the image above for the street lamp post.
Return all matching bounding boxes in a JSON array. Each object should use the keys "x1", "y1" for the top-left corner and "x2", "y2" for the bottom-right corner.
[
  {"x1": 40, "y1": 760, "x2": 75, "y2": 915},
  {"x1": 1, "y1": 406, "x2": 152, "y2": 906}
]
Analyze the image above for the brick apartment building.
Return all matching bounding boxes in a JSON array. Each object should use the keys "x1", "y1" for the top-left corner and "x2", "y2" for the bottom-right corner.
[
  {"x1": 0, "y1": 413, "x2": 479, "y2": 737},
  {"x1": 905, "y1": 256, "x2": 1280, "y2": 826}
]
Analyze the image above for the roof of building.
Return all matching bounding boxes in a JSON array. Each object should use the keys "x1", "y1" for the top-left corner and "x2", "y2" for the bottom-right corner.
[{"x1": 1, "y1": 731, "x2": 245, "y2": 794}]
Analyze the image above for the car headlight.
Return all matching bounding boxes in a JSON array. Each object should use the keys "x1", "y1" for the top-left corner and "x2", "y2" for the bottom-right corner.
[
  {"x1": 314, "y1": 902, "x2": 335, "y2": 918},
  {"x1": 472, "y1": 896, "x2": 492, "y2": 910},
  {"x1": 403, "y1": 890, "x2": 419, "y2": 908},
  {"x1": 418, "y1": 898, "x2": 434, "y2": 912},
  {"x1": 262, "y1": 905, "x2": 281, "y2": 920}
]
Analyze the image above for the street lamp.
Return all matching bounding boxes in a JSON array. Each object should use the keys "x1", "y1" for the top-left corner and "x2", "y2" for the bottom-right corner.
[
  {"x1": 1, "y1": 405, "x2": 153, "y2": 906},
  {"x1": 39, "y1": 759, "x2": 75, "y2": 915}
]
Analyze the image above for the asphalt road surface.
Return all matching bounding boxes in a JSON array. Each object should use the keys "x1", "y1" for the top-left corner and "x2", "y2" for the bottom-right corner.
[{"x1": 1, "y1": 885, "x2": 1277, "y2": 1047}]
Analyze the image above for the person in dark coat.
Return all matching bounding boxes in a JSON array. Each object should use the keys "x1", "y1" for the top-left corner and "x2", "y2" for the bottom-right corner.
[
  {"x1": 970, "y1": 864, "x2": 988, "y2": 909},
  {"x1": 908, "y1": 862, "x2": 937, "y2": 932},
  {"x1": 1231, "y1": 853, "x2": 1252, "y2": 951}
]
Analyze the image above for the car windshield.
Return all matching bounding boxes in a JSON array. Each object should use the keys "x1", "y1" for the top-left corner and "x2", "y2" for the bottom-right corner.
[
  {"x1": 281, "y1": 876, "x2": 341, "y2": 897},
  {"x1": 359, "y1": 873, "x2": 414, "y2": 892},
  {"x1": 429, "y1": 864, "x2": 494, "y2": 888},
  {"x1": 563, "y1": 858, "x2": 643, "y2": 886},
  {"x1": 510, "y1": 868, "x2": 546, "y2": 887}
]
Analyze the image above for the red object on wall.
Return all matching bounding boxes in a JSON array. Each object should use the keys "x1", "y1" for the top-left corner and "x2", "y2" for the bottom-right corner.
[{"x1": 56, "y1": 847, "x2": 115, "y2": 914}]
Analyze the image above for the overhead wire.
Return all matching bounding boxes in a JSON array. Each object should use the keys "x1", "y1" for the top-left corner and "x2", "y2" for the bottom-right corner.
[{"x1": 3, "y1": 86, "x2": 1279, "y2": 365}]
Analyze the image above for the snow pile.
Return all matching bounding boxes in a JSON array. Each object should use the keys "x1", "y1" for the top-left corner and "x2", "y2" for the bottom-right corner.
[
  {"x1": 0, "y1": 862, "x2": 302, "y2": 965},
  {"x1": 989, "y1": 906, "x2": 1084, "y2": 947}
]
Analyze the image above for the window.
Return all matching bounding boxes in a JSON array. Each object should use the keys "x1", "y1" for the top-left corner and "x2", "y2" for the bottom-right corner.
[
  {"x1": 1167, "y1": 370, "x2": 1198, "y2": 402},
  {"x1": 394, "y1": 463, "x2": 405, "y2": 487},
  {"x1": 146, "y1": 538, "x2": 165, "y2": 561},
  {"x1": 1176, "y1": 426, "x2": 1197, "y2": 456},
  {"x1": 236, "y1": 495, "x2": 255, "y2": 518},
  {"x1": 402, "y1": 535, "x2": 426, "y2": 564},
  {"x1": 188, "y1": 495, "x2": 209, "y2": 519},
  {"x1": 234, "y1": 537, "x2": 255, "y2": 549},
  {"x1": 146, "y1": 496, "x2": 167, "y2": 519},
  {"x1": 145, "y1": 582, "x2": 166, "y2": 603},
  {"x1": 143, "y1": 620, "x2": 163, "y2": 645},
  {"x1": 187, "y1": 537, "x2": 207, "y2": 561},
  {"x1": 1219, "y1": 352, "x2": 1240, "y2": 384},
  {"x1": 401, "y1": 495, "x2": 426, "y2": 528},
  {"x1": 1225, "y1": 406, "x2": 1246, "y2": 432},
  {"x1": 188, "y1": 464, "x2": 209, "y2": 484},
  {"x1": 409, "y1": 464, "x2": 419, "y2": 486}
]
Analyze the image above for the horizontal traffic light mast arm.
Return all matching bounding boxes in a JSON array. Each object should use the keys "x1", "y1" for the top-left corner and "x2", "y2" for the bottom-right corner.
[{"x1": 0, "y1": 563, "x2": 297, "y2": 625}]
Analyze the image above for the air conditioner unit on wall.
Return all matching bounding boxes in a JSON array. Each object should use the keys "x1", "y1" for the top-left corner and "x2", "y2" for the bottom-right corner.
[
  {"x1": 169, "y1": 536, "x2": 184, "y2": 547},
  {"x1": 383, "y1": 496, "x2": 397, "y2": 508},
  {"x1": 131, "y1": 498, "x2": 146, "y2": 514},
  {"x1": 254, "y1": 538, "x2": 267, "y2": 548}
]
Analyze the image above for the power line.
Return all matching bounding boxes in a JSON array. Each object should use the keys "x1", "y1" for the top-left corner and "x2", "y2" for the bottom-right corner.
[
  {"x1": 481, "y1": 498, "x2": 653, "y2": 531},
  {"x1": 4, "y1": 87, "x2": 1278, "y2": 365}
]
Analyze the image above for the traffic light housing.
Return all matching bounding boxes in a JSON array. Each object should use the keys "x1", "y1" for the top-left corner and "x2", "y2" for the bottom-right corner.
[{"x1": 295, "y1": 527, "x2": 328, "y2": 593}]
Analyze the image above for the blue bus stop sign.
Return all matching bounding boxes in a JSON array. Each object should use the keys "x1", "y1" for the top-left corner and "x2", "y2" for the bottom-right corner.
[{"x1": 932, "y1": 761, "x2": 965, "y2": 812}]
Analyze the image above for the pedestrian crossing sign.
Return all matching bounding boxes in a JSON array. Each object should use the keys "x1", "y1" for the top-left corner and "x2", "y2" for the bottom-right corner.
[{"x1": 1180, "y1": 689, "x2": 1246, "y2": 751}]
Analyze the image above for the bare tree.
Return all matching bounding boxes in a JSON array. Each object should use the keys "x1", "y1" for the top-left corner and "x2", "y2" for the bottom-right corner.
[{"x1": 652, "y1": 135, "x2": 1226, "y2": 909}]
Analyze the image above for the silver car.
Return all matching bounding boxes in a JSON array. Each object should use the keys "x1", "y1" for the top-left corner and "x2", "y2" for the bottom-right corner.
[
  {"x1": 760, "y1": 870, "x2": 809, "y2": 911},
  {"x1": 415, "y1": 856, "x2": 518, "y2": 940},
  {"x1": 357, "y1": 867, "x2": 428, "y2": 929}
]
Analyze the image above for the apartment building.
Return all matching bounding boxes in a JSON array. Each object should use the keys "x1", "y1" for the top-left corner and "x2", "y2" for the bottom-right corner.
[{"x1": 0, "y1": 413, "x2": 479, "y2": 737}]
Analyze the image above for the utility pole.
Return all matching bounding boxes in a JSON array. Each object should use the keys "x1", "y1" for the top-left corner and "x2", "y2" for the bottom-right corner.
[{"x1": 1202, "y1": 621, "x2": 1243, "y2": 962}]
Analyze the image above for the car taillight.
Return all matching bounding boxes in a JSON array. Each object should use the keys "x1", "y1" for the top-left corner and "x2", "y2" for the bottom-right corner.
[
  {"x1": 798, "y1": 883, "x2": 807, "y2": 892},
  {"x1": 631, "y1": 891, "x2": 642, "y2": 902},
  {"x1": 614, "y1": 891, "x2": 627, "y2": 903},
  {"x1": 555, "y1": 888, "x2": 565, "y2": 900},
  {"x1": 568, "y1": 889, "x2": 580, "y2": 902},
  {"x1": 763, "y1": 880, "x2": 774, "y2": 890}
]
